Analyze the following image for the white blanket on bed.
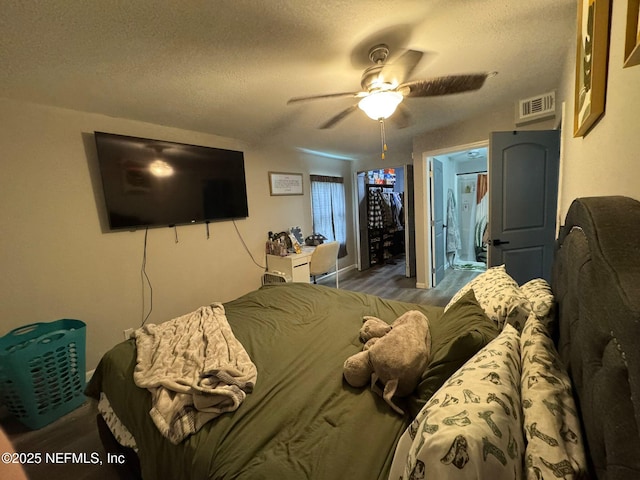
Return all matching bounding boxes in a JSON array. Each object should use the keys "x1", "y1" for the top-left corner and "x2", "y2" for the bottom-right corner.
[{"x1": 133, "y1": 303, "x2": 257, "y2": 444}]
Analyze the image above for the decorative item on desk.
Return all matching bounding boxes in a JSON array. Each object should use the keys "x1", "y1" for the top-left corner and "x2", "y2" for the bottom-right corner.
[
  {"x1": 267, "y1": 239, "x2": 287, "y2": 256},
  {"x1": 290, "y1": 226, "x2": 304, "y2": 245},
  {"x1": 273, "y1": 231, "x2": 292, "y2": 250},
  {"x1": 266, "y1": 231, "x2": 274, "y2": 254},
  {"x1": 289, "y1": 227, "x2": 303, "y2": 253},
  {"x1": 305, "y1": 233, "x2": 327, "y2": 246},
  {"x1": 266, "y1": 231, "x2": 289, "y2": 256},
  {"x1": 288, "y1": 233, "x2": 300, "y2": 250}
]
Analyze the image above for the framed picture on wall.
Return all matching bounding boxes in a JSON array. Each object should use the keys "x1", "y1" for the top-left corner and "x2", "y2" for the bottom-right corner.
[
  {"x1": 624, "y1": 0, "x2": 640, "y2": 67},
  {"x1": 268, "y1": 172, "x2": 303, "y2": 196},
  {"x1": 573, "y1": 0, "x2": 611, "y2": 137}
]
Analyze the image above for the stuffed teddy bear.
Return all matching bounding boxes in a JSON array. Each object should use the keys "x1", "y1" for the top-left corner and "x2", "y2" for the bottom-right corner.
[
  {"x1": 359, "y1": 315, "x2": 392, "y2": 343},
  {"x1": 343, "y1": 310, "x2": 432, "y2": 414}
]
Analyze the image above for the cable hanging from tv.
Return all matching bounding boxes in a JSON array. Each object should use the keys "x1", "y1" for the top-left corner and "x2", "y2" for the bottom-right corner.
[
  {"x1": 141, "y1": 227, "x2": 153, "y2": 326},
  {"x1": 168, "y1": 224, "x2": 179, "y2": 243}
]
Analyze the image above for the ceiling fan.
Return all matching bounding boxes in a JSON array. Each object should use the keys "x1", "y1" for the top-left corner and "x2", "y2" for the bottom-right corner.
[{"x1": 287, "y1": 44, "x2": 496, "y2": 129}]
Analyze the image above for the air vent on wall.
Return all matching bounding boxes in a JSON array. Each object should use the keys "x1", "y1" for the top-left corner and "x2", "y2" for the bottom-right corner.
[{"x1": 516, "y1": 91, "x2": 555, "y2": 124}]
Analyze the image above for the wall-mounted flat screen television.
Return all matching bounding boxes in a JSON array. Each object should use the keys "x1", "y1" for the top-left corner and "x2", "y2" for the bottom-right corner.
[{"x1": 94, "y1": 132, "x2": 249, "y2": 231}]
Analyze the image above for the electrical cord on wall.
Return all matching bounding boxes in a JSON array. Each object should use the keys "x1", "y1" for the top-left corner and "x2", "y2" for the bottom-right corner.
[
  {"x1": 141, "y1": 227, "x2": 153, "y2": 326},
  {"x1": 233, "y1": 220, "x2": 266, "y2": 269},
  {"x1": 137, "y1": 222, "x2": 261, "y2": 328}
]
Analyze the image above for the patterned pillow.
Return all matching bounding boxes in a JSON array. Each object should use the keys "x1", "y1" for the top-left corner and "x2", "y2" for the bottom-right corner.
[
  {"x1": 389, "y1": 324, "x2": 524, "y2": 480},
  {"x1": 445, "y1": 265, "x2": 531, "y2": 331},
  {"x1": 520, "y1": 278, "x2": 556, "y2": 333},
  {"x1": 520, "y1": 313, "x2": 588, "y2": 479}
]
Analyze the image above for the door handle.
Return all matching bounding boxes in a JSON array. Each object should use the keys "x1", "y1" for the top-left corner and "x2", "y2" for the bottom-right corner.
[{"x1": 489, "y1": 239, "x2": 510, "y2": 246}]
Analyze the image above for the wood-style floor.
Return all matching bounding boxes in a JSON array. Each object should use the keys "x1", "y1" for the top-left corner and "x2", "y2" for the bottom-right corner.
[
  {"x1": 317, "y1": 256, "x2": 482, "y2": 307},
  {"x1": 0, "y1": 401, "x2": 129, "y2": 480},
  {"x1": 1, "y1": 258, "x2": 481, "y2": 480}
]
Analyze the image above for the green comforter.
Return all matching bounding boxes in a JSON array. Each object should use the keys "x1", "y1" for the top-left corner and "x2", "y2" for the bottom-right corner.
[{"x1": 86, "y1": 283, "x2": 495, "y2": 479}]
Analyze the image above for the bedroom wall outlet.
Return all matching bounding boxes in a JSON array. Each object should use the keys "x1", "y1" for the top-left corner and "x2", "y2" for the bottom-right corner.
[{"x1": 123, "y1": 328, "x2": 135, "y2": 340}]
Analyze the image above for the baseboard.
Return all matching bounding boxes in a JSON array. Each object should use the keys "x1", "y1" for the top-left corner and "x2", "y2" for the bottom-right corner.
[
  {"x1": 311, "y1": 263, "x2": 357, "y2": 283},
  {"x1": 338, "y1": 264, "x2": 356, "y2": 275},
  {"x1": 415, "y1": 282, "x2": 429, "y2": 289},
  {"x1": 317, "y1": 263, "x2": 355, "y2": 280}
]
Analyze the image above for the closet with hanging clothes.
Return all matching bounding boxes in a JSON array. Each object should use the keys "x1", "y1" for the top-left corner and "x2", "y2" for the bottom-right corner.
[
  {"x1": 367, "y1": 184, "x2": 404, "y2": 266},
  {"x1": 357, "y1": 166, "x2": 414, "y2": 276}
]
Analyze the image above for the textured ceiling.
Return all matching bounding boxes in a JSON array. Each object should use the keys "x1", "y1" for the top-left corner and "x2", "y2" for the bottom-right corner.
[{"x1": 0, "y1": 1, "x2": 576, "y2": 160}]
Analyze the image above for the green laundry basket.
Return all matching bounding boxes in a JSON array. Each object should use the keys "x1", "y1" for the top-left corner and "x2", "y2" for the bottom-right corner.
[{"x1": 0, "y1": 319, "x2": 86, "y2": 429}]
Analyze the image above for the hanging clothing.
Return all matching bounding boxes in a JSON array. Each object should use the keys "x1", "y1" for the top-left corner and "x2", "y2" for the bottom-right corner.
[
  {"x1": 368, "y1": 187, "x2": 404, "y2": 230},
  {"x1": 390, "y1": 192, "x2": 404, "y2": 229},
  {"x1": 475, "y1": 174, "x2": 489, "y2": 257},
  {"x1": 446, "y1": 189, "x2": 462, "y2": 254},
  {"x1": 476, "y1": 173, "x2": 488, "y2": 205},
  {"x1": 368, "y1": 188, "x2": 384, "y2": 229}
]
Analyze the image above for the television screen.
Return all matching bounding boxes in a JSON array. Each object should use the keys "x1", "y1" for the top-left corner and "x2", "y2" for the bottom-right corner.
[{"x1": 94, "y1": 132, "x2": 249, "y2": 230}]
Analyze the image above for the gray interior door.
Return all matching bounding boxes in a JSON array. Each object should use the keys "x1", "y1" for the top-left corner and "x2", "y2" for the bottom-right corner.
[
  {"x1": 356, "y1": 172, "x2": 369, "y2": 270},
  {"x1": 430, "y1": 158, "x2": 445, "y2": 286},
  {"x1": 488, "y1": 130, "x2": 560, "y2": 284},
  {"x1": 404, "y1": 164, "x2": 416, "y2": 278}
]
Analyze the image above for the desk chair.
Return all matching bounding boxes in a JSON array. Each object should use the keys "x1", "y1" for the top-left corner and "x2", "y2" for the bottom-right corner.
[{"x1": 309, "y1": 241, "x2": 340, "y2": 288}]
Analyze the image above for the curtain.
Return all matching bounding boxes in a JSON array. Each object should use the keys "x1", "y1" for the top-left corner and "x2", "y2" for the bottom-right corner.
[
  {"x1": 310, "y1": 175, "x2": 348, "y2": 258},
  {"x1": 446, "y1": 188, "x2": 462, "y2": 254},
  {"x1": 475, "y1": 173, "x2": 489, "y2": 253},
  {"x1": 476, "y1": 173, "x2": 488, "y2": 204}
]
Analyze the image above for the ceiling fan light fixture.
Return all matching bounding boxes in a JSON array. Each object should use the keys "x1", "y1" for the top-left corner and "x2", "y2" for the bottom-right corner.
[{"x1": 358, "y1": 91, "x2": 403, "y2": 120}]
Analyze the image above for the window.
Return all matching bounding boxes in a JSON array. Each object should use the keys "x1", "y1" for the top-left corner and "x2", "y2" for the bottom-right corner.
[{"x1": 310, "y1": 175, "x2": 347, "y2": 258}]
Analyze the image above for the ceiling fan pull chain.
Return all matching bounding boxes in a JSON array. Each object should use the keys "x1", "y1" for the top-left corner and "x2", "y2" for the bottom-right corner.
[{"x1": 379, "y1": 119, "x2": 388, "y2": 160}]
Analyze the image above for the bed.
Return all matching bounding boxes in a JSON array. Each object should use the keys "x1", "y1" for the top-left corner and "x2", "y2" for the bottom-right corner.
[
  {"x1": 86, "y1": 195, "x2": 640, "y2": 480},
  {"x1": 552, "y1": 195, "x2": 640, "y2": 479}
]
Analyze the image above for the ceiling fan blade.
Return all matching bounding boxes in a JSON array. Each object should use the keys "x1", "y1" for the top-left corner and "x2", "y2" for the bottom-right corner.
[
  {"x1": 398, "y1": 73, "x2": 492, "y2": 98},
  {"x1": 380, "y1": 49, "x2": 424, "y2": 85},
  {"x1": 287, "y1": 92, "x2": 363, "y2": 104},
  {"x1": 319, "y1": 105, "x2": 359, "y2": 129}
]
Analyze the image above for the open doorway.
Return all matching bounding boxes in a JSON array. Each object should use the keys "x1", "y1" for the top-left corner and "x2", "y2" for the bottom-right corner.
[
  {"x1": 450, "y1": 150, "x2": 489, "y2": 269},
  {"x1": 426, "y1": 142, "x2": 488, "y2": 287},
  {"x1": 355, "y1": 165, "x2": 415, "y2": 278}
]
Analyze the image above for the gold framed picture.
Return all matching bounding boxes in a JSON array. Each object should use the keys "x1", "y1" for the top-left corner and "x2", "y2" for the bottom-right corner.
[
  {"x1": 574, "y1": 0, "x2": 612, "y2": 137},
  {"x1": 268, "y1": 172, "x2": 303, "y2": 196},
  {"x1": 624, "y1": 0, "x2": 640, "y2": 67}
]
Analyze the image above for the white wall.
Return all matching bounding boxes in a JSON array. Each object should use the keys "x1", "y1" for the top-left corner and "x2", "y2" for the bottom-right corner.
[{"x1": 0, "y1": 99, "x2": 353, "y2": 369}]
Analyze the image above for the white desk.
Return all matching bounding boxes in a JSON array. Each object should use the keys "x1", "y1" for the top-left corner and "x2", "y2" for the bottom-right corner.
[{"x1": 266, "y1": 247, "x2": 315, "y2": 283}]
